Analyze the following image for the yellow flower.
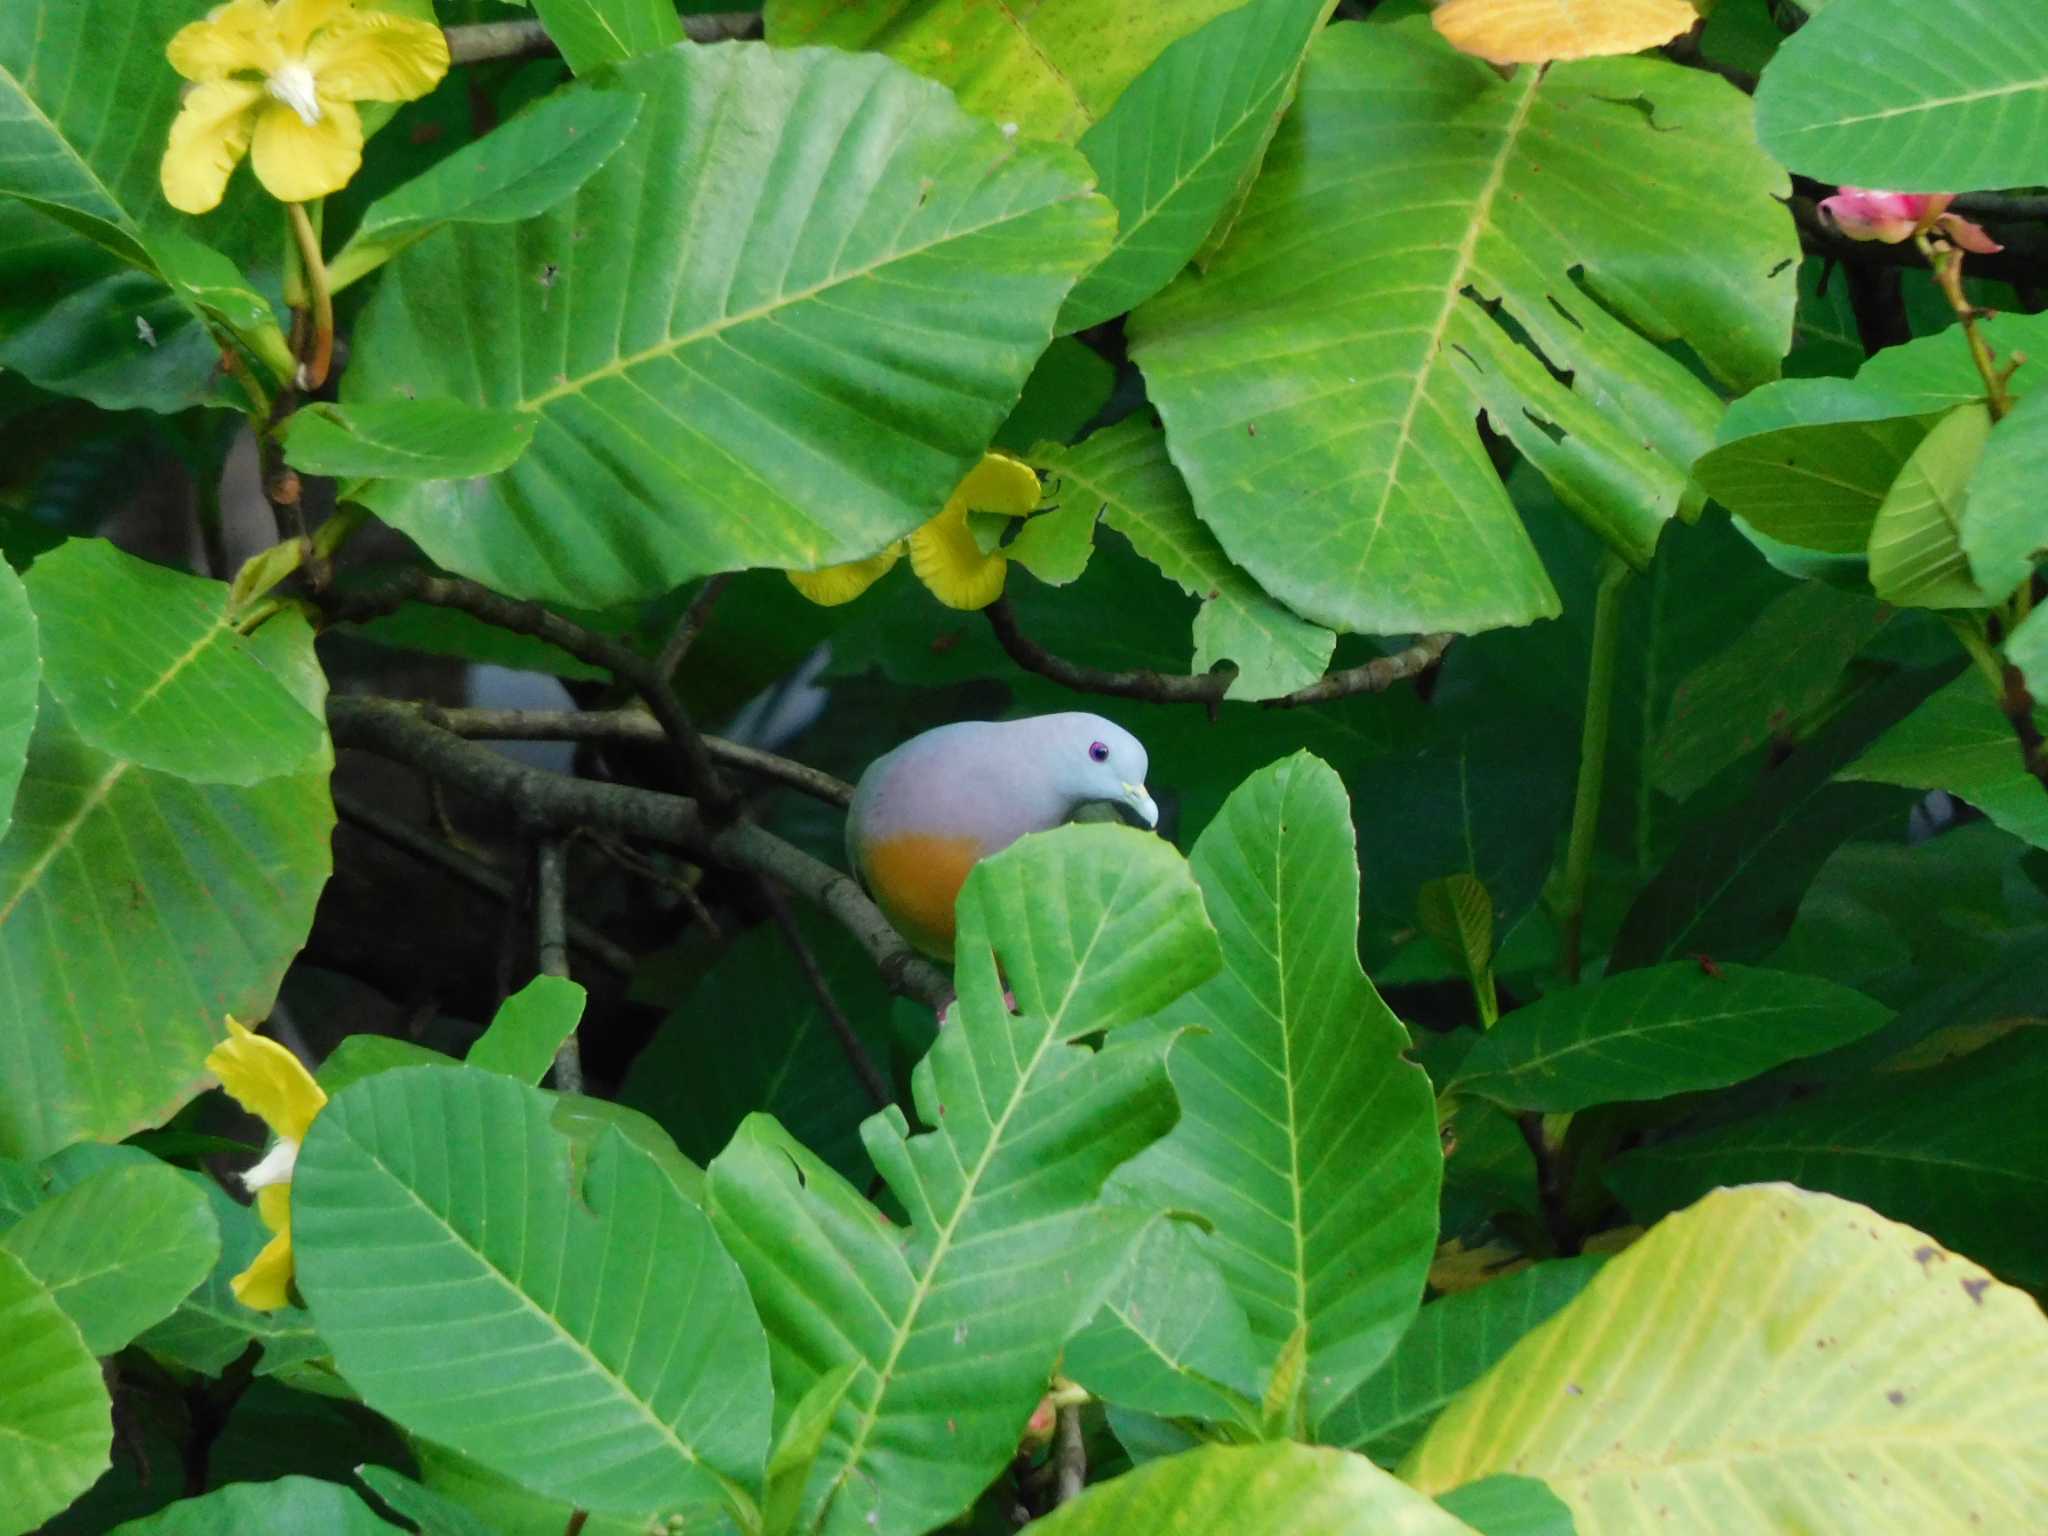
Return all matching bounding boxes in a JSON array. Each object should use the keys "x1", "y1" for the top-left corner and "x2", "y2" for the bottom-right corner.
[
  {"x1": 789, "y1": 452, "x2": 1043, "y2": 611},
  {"x1": 205, "y1": 1016, "x2": 328, "y2": 1310},
  {"x1": 161, "y1": 0, "x2": 450, "y2": 215}
]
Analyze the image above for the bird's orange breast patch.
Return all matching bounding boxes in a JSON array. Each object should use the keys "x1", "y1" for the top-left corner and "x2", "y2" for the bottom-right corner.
[{"x1": 860, "y1": 832, "x2": 984, "y2": 961}]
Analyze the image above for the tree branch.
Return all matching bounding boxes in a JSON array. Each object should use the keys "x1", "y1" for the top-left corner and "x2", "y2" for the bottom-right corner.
[
  {"x1": 762, "y1": 890, "x2": 894, "y2": 1112},
  {"x1": 655, "y1": 573, "x2": 732, "y2": 683},
  {"x1": 426, "y1": 706, "x2": 855, "y2": 808},
  {"x1": 445, "y1": 12, "x2": 759, "y2": 65},
  {"x1": 329, "y1": 697, "x2": 952, "y2": 1010},
  {"x1": 984, "y1": 598, "x2": 1451, "y2": 708},
  {"x1": 327, "y1": 571, "x2": 733, "y2": 816},
  {"x1": 534, "y1": 837, "x2": 584, "y2": 1093}
]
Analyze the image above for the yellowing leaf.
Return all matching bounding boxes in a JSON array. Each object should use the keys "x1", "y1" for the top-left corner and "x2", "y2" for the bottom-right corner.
[
  {"x1": 1404, "y1": 1184, "x2": 2048, "y2": 1534},
  {"x1": 1433, "y1": 0, "x2": 1698, "y2": 66}
]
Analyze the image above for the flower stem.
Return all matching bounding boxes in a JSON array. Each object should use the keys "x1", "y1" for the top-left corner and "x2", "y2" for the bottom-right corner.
[
  {"x1": 1558, "y1": 552, "x2": 1632, "y2": 984},
  {"x1": 286, "y1": 202, "x2": 334, "y2": 390},
  {"x1": 1918, "y1": 236, "x2": 2015, "y2": 421}
]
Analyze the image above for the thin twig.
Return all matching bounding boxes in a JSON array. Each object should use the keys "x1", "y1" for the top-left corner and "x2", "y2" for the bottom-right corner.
[
  {"x1": 330, "y1": 698, "x2": 954, "y2": 1010},
  {"x1": 328, "y1": 571, "x2": 734, "y2": 816},
  {"x1": 762, "y1": 889, "x2": 893, "y2": 1111},
  {"x1": 985, "y1": 598, "x2": 1451, "y2": 708},
  {"x1": 1920, "y1": 237, "x2": 2018, "y2": 420},
  {"x1": 444, "y1": 12, "x2": 759, "y2": 64},
  {"x1": 655, "y1": 573, "x2": 733, "y2": 682},
  {"x1": 534, "y1": 837, "x2": 584, "y2": 1093},
  {"x1": 1053, "y1": 1407, "x2": 1086, "y2": 1506},
  {"x1": 426, "y1": 706, "x2": 855, "y2": 807},
  {"x1": 334, "y1": 789, "x2": 634, "y2": 974}
]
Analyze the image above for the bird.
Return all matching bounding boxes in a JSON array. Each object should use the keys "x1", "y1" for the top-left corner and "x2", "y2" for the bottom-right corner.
[{"x1": 845, "y1": 713, "x2": 1158, "y2": 961}]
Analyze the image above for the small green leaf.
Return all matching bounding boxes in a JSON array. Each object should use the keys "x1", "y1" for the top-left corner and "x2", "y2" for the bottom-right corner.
[
  {"x1": 762, "y1": 1363, "x2": 860, "y2": 1536},
  {"x1": 0, "y1": 559, "x2": 35, "y2": 843},
  {"x1": 107, "y1": 1475, "x2": 406, "y2": 1534},
  {"x1": 24, "y1": 539, "x2": 327, "y2": 786},
  {"x1": 1867, "y1": 404, "x2": 1993, "y2": 610},
  {"x1": 0, "y1": 1245, "x2": 109, "y2": 1536},
  {"x1": 1261, "y1": 1322, "x2": 1311, "y2": 1440},
  {"x1": 1696, "y1": 408, "x2": 1935, "y2": 556},
  {"x1": 1961, "y1": 387, "x2": 2048, "y2": 601},
  {"x1": 2009, "y1": 602, "x2": 2048, "y2": 701},
  {"x1": 1436, "y1": 1476, "x2": 1577, "y2": 1536},
  {"x1": 1320, "y1": 1258, "x2": 1604, "y2": 1465},
  {"x1": 282, "y1": 402, "x2": 537, "y2": 482},
  {"x1": 1060, "y1": 0, "x2": 1335, "y2": 331},
  {"x1": 0, "y1": 1162, "x2": 219, "y2": 1355},
  {"x1": 1843, "y1": 674, "x2": 2048, "y2": 852},
  {"x1": 531, "y1": 0, "x2": 682, "y2": 74},
  {"x1": 1448, "y1": 964, "x2": 1894, "y2": 1113},
  {"x1": 1755, "y1": 0, "x2": 2048, "y2": 190},
  {"x1": 352, "y1": 1468, "x2": 501, "y2": 1536},
  {"x1": 466, "y1": 974, "x2": 587, "y2": 1084},
  {"x1": 1418, "y1": 874, "x2": 1496, "y2": 1022},
  {"x1": 327, "y1": 89, "x2": 644, "y2": 290},
  {"x1": 1029, "y1": 1442, "x2": 1481, "y2": 1534}
]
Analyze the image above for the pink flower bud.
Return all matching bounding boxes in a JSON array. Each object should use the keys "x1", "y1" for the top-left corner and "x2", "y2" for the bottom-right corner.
[{"x1": 1817, "y1": 187, "x2": 2002, "y2": 254}]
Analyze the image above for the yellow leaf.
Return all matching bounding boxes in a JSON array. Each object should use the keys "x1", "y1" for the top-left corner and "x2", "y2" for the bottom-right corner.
[{"x1": 1433, "y1": 0, "x2": 1698, "y2": 67}]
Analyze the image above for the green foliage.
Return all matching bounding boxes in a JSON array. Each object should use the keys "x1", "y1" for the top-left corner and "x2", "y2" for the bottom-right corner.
[{"x1": 8, "y1": 0, "x2": 2048, "y2": 1529}]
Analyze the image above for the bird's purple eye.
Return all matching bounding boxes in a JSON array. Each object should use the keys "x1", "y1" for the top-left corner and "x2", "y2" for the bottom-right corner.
[{"x1": 1089, "y1": 741, "x2": 1109, "y2": 763}]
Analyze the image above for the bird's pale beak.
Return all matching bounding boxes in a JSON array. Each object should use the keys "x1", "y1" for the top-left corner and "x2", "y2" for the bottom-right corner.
[{"x1": 1122, "y1": 782, "x2": 1159, "y2": 829}]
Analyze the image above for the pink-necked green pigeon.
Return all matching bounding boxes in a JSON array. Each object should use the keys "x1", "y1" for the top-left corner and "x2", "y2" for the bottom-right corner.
[{"x1": 846, "y1": 713, "x2": 1158, "y2": 960}]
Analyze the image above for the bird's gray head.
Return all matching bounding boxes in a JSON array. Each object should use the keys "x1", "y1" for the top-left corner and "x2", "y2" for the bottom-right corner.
[{"x1": 1032, "y1": 713, "x2": 1157, "y2": 829}]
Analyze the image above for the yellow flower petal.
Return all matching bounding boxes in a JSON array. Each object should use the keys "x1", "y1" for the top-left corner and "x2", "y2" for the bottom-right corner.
[
  {"x1": 160, "y1": 78, "x2": 264, "y2": 215},
  {"x1": 272, "y1": 0, "x2": 354, "y2": 56},
  {"x1": 249, "y1": 93, "x2": 364, "y2": 204},
  {"x1": 166, "y1": 0, "x2": 279, "y2": 82},
  {"x1": 306, "y1": 9, "x2": 450, "y2": 102},
  {"x1": 231, "y1": 1227, "x2": 297, "y2": 1311},
  {"x1": 909, "y1": 502, "x2": 1008, "y2": 611},
  {"x1": 255, "y1": 1181, "x2": 292, "y2": 1234},
  {"x1": 787, "y1": 544, "x2": 904, "y2": 606},
  {"x1": 954, "y1": 451, "x2": 1041, "y2": 517},
  {"x1": 205, "y1": 1018, "x2": 327, "y2": 1142}
]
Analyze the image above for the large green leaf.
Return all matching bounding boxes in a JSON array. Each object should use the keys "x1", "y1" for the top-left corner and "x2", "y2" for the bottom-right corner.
[
  {"x1": 1033, "y1": 1443, "x2": 1479, "y2": 1535},
  {"x1": 0, "y1": 1162, "x2": 217, "y2": 1355},
  {"x1": 1113, "y1": 754, "x2": 1442, "y2": 1426},
  {"x1": 529, "y1": 0, "x2": 681, "y2": 75},
  {"x1": 764, "y1": 0, "x2": 1248, "y2": 144},
  {"x1": 1405, "y1": 1185, "x2": 2048, "y2": 1533},
  {"x1": 348, "y1": 43, "x2": 1113, "y2": 609},
  {"x1": 107, "y1": 1476, "x2": 406, "y2": 1535},
  {"x1": 24, "y1": 539, "x2": 327, "y2": 785},
  {"x1": 0, "y1": 558, "x2": 34, "y2": 842},
  {"x1": 1961, "y1": 387, "x2": 2048, "y2": 601},
  {"x1": 1448, "y1": 964, "x2": 1894, "y2": 1113},
  {"x1": 1695, "y1": 406, "x2": 1935, "y2": 555},
  {"x1": 293, "y1": 1065, "x2": 770, "y2": 1522},
  {"x1": 1867, "y1": 404, "x2": 1994, "y2": 610},
  {"x1": 1607, "y1": 1027, "x2": 2048, "y2": 1290},
  {"x1": 465, "y1": 973, "x2": 587, "y2": 1085},
  {"x1": 326, "y1": 88, "x2": 643, "y2": 291},
  {"x1": 1843, "y1": 674, "x2": 2048, "y2": 851},
  {"x1": 0, "y1": 695, "x2": 334, "y2": 1160},
  {"x1": 1030, "y1": 416, "x2": 1335, "y2": 700},
  {"x1": 1437, "y1": 1477, "x2": 1578, "y2": 1536},
  {"x1": 135, "y1": 1167, "x2": 318, "y2": 1376},
  {"x1": 1755, "y1": 0, "x2": 2048, "y2": 190},
  {"x1": 1060, "y1": 0, "x2": 1334, "y2": 332},
  {"x1": 0, "y1": 1245, "x2": 108, "y2": 1536},
  {"x1": 1130, "y1": 19, "x2": 1795, "y2": 635},
  {"x1": 621, "y1": 917, "x2": 893, "y2": 1186},
  {"x1": 706, "y1": 824, "x2": 1220, "y2": 1536},
  {"x1": 1321, "y1": 1258, "x2": 1604, "y2": 1468}
]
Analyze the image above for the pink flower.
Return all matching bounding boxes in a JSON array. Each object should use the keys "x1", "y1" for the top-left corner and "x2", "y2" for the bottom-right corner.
[{"x1": 1818, "y1": 187, "x2": 2002, "y2": 254}]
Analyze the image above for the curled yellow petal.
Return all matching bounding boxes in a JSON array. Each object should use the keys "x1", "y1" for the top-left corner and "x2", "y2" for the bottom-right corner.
[
  {"x1": 249, "y1": 93, "x2": 364, "y2": 204},
  {"x1": 206, "y1": 1018, "x2": 327, "y2": 1143},
  {"x1": 955, "y1": 451, "x2": 1041, "y2": 517},
  {"x1": 166, "y1": 0, "x2": 279, "y2": 82},
  {"x1": 909, "y1": 501, "x2": 1008, "y2": 611},
  {"x1": 788, "y1": 543, "x2": 903, "y2": 606},
  {"x1": 160, "y1": 79, "x2": 264, "y2": 215},
  {"x1": 272, "y1": 0, "x2": 354, "y2": 55},
  {"x1": 231, "y1": 1226, "x2": 297, "y2": 1311},
  {"x1": 305, "y1": 9, "x2": 450, "y2": 101}
]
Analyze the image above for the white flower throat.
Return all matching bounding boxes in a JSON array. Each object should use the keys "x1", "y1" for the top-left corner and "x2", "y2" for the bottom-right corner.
[{"x1": 266, "y1": 62, "x2": 322, "y2": 126}]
